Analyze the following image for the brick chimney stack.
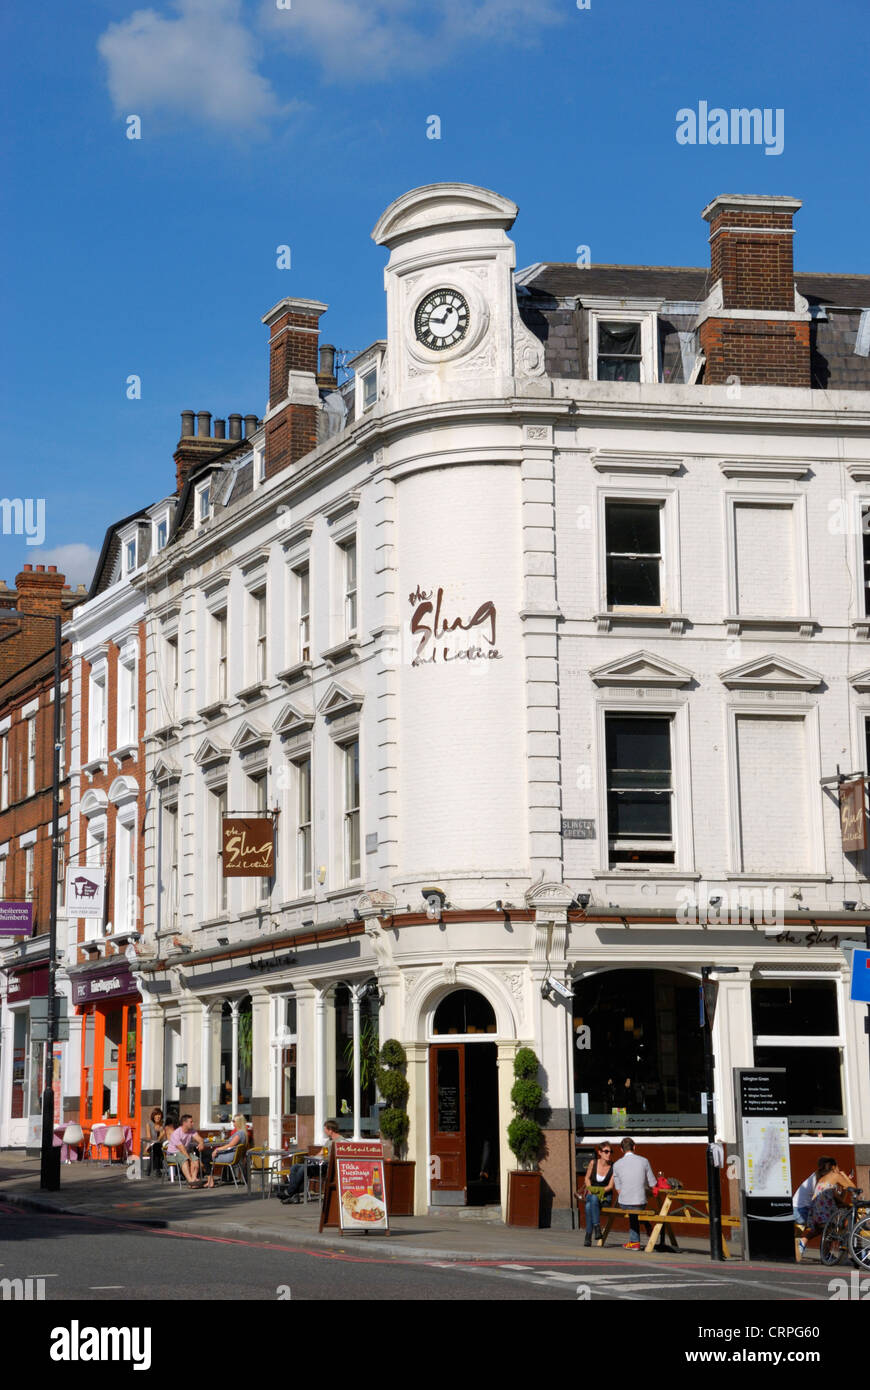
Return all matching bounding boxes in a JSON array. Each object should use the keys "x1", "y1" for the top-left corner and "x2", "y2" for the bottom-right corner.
[
  {"x1": 262, "y1": 297, "x2": 328, "y2": 481},
  {"x1": 698, "y1": 195, "x2": 811, "y2": 388},
  {"x1": 174, "y1": 411, "x2": 234, "y2": 493},
  {"x1": 15, "y1": 563, "x2": 66, "y2": 617}
]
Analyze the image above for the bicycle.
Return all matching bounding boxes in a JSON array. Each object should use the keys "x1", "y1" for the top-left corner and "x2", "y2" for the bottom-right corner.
[{"x1": 820, "y1": 1189, "x2": 870, "y2": 1268}]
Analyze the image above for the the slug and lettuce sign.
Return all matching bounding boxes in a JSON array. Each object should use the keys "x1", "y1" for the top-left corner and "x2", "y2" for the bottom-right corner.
[
  {"x1": 408, "y1": 584, "x2": 502, "y2": 666},
  {"x1": 222, "y1": 818, "x2": 275, "y2": 877}
]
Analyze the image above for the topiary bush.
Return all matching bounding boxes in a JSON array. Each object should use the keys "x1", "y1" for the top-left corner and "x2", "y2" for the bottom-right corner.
[
  {"x1": 377, "y1": 1038, "x2": 410, "y2": 1159},
  {"x1": 507, "y1": 1047, "x2": 543, "y2": 1170}
]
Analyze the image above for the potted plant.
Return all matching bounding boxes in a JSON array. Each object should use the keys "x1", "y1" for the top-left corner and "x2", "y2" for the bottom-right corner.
[
  {"x1": 506, "y1": 1046, "x2": 543, "y2": 1227},
  {"x1": 376, "y1": 1039, "x2": 415, "y2": 1215}
]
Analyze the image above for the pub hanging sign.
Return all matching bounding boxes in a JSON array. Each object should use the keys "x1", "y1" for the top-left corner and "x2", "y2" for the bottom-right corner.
[
  {"x1": 838, "y1": 777, "x2": 867, "y2": 853},
  {"x1": 222, "y1": 818, "x2": 275, "y2": 877}
]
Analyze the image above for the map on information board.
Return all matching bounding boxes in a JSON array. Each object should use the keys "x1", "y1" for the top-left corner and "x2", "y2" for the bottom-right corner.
[{"x1": 742, "y1": 1116, "x2": 790, "y2": 1196}]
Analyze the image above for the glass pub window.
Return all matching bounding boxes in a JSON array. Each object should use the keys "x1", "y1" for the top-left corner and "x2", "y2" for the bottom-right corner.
[
  {"x1": 298, "y1": 565, "x2": 310, "y2": 663},
  {"x1": 597, "y1": 320, "x2": 643, "y2": 381},
  {"x1": 606, "y1": 715, "x2": 674, "y2": 864},
  {"x1": 605, "y1": 500, "x2": 662, "y2": 607},
  {"x1": 343, "y1": 540, "x2": 358, "y2": 637}
]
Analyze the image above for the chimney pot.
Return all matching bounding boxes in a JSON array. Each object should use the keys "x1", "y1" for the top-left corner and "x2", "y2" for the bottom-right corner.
[
  {"x1": 214, "y1": 418, "x2": 226, "y2": 440},
  {"x1": 197, "y1": 411, "x2": 212, "y2": 438},
  {"x1": 318, "y1": 343, "x2": 338, "y2": 389},
  {"x1": 48, "y1": 565, "x2": 57, "y2": 574},
  {"x1": 180, "y1": 410, "x2": 195, "y2": 438},
  {"x1": 228, "y1": 414, "x2": 242, "y2": 441},
  {"x1": 244, "y1": 414, "x2": 259, "y2": 438}
]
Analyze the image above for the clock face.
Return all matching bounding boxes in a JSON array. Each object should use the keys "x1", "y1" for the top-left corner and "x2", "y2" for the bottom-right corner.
[{"x1": 414, "y1": 288, "x2": 470, "y2": 351}]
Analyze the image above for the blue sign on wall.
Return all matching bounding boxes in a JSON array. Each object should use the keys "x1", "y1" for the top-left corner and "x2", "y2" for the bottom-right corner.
[{"x1": 849, "y1": 949, "x2": 870, "y2": 1003}]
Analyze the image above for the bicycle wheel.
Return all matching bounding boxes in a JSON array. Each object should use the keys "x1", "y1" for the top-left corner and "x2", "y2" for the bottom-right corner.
[
  {"x1": 820, "y1": 1212, "x2": 848, "y2": 1266},
  {"x1": 850, "y1": 1214, "x2": 870, "y2": 1271}
]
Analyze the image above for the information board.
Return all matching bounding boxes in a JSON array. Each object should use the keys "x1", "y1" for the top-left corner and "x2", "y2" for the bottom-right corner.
[
  {"x1": 335, "y1": 1141, "x2": 389, "y2": 1233},
  {"x1": 734, "y1": 1067, "x2": 794, "y2": 1263}
]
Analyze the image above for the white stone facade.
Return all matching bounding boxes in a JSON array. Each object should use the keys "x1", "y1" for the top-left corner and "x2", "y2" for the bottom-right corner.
[{"x1": 131, "y1": 184, "x2": 870, "y2": 1222}]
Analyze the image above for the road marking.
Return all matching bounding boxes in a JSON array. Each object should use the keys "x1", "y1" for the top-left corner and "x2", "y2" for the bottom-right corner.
[{"x1": 89, "y1": 1285, "x2": 124, "y2": 1290}]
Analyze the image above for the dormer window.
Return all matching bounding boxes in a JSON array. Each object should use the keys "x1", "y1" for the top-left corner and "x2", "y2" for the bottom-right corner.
[
  {"x1": 589, "y1": 311, "x2": 658, "y2": 384},
  {"x1": 362, "y1": 369, "x2": 378, "y2": 411},
  {"x1": 153, "y1": 511, "x2": 170, "y2": 553},
  {"x1": 118, "y1": 522, "x2": 144, "y2": 575},
  {"x1": 196, "y1": 480, "x2": 211, "y2": 528},
  {"x1": 125, "y1": 538, "x2": 137, "y2": 572},
  {"x1": 350, "y1": 341, "x2": 387, "y2": 418}
]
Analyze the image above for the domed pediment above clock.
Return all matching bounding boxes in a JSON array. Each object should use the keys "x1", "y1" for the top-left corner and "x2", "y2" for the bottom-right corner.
[{"x1": 372, "y1": 183, "x2": 518, "y2": 247}]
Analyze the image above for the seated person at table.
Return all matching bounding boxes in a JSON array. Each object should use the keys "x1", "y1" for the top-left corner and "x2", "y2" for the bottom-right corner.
[
  {"x1": 167, "y1": 1115, "x2": 205, "y2": 1186},
  {"x1": 802, "y1": 1156, "x2": 856, "y2": 1249},
  {"x1": 205, "y1": 1115, "x2": 248, "y2": 1188},
  {"x1": 145, "y1": 1108, "x2": 165, "y2": 1175},
  {"x1": 278, "y1": 1120, "x2": 341, "y2": 1203}
]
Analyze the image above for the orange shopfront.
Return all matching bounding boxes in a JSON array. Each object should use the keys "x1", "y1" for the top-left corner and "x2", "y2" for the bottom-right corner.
[{"x1": 71, "y1": 963, "x2": 142, "y2": 1151}]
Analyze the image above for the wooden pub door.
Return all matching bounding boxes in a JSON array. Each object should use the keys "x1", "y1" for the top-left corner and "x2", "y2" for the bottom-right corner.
[{"x1": 429, "y1": 1044, "x2": 467, "y2": 1205}]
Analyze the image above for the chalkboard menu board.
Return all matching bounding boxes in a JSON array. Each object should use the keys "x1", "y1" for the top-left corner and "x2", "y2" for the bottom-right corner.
[
  {"x1": 436, "y1": 1050, "x2": 461, "y2": 1132},
  {"x1": 438, "y1": 1086, "x2": 459, "y2": 1132}
]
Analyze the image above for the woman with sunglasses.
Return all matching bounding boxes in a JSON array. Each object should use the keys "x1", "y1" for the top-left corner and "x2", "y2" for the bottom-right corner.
[{"x1": 582, "y1": 1143, "x2": 614, "y2": 1247}]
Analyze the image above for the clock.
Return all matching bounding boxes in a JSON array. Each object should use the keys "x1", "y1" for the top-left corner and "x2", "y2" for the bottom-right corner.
[{"x1": 414, "y1": 288, "x2": 470, "y2": 351}]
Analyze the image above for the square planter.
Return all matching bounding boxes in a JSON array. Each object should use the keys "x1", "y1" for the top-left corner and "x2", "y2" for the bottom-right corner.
[
  {"x1": 507, "y1": 1169, "x2": 542, "y2": 1227},
  {"x1": 384, "y1": 1159, "x2": 415, "y2": 1215}
]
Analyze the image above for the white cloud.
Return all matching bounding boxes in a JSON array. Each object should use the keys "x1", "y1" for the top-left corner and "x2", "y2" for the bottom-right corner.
[
  {"x1": 98, "y1": 0, "x2": 283, "y2": 132},
  {"x1": 259, "y1": 0, "x2": 566, "y2": 80},
  {"x1": 24, "y1": 544, "x2": 101, "y2": 591}
]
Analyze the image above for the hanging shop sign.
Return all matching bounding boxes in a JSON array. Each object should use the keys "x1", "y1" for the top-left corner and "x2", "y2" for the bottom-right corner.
[
  {"x1": 838, "y1": 778, "x2": 867, "y2": 853},
  {"x1": 222, "y1": 818, "x2": 275, "y2": 876},
  {"x1": 0, "y1": 902, "x2": 34, "y2": 937},
  {"x1": 66, "y1": 865, "x2": 106, "y2": 920},
  {"x1": 334, "y1": 1141, "x2": 389, "y2": 1233}
]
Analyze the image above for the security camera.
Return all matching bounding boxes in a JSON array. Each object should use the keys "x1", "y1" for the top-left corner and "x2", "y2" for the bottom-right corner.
[
  {"x1": 708, "y1": 895, "x2": 722, "y2": 908},
  {"x1": 576, "y1": 892, "x2": 591, "y2": 910},
  {"x1": 544, "y1": 975, "x2": 574, "y2": 1002},
  {"x1": 843, "y1": 901, "x2": 858, "y2": 911}
]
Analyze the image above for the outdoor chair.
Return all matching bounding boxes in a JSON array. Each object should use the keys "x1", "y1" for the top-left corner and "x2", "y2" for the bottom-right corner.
[{"x1": 211, "y1": 1143, "x2": 248, "y2": 1189}]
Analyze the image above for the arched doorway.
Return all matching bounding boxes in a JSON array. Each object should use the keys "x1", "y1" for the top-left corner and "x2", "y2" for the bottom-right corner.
[
  {"x1": 429, "y1": 989, "x2": 500, "y2": 1207},
  {"x1": 573, "y1": 969, "x2": 705, "y2": 1135}
]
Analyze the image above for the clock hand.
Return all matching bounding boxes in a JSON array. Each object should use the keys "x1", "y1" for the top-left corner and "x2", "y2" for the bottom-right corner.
[{"x1": 431, "y1": 308, "x2": 452, "y2": 325}]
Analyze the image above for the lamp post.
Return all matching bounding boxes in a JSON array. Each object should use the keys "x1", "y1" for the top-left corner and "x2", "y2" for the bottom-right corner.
[
  {"x1": 0, "y1": 607, "x2": 63, "y2": 1190},
  {"x1": 701, "y1": 964, "x2": 739, "y2": 1262}
]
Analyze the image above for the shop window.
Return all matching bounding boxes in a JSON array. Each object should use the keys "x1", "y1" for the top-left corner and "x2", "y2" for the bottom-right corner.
[
  {"x1": 605, "y1": 501, "x2": 663, "y2": 608},
  {"x1": 330, "y1": 984, "x2": 380, "y2": 1133},
  {"x1": 82, "y1": 1012, "x2": 95, "y2": 1119},
  {"x1": 101, "y1": 1008, "x2": 123, "y2": 1118},
  {"x1": 11, "y1": 1011, "x2": 27, "y2": 1119},
  {"x1": 573, "y1": 969, "x2": 705, "y2": 1133},
  {"x1": 432, "y1": 989, "x2": 497, "y2": 1035},
  {"x1": 605, "y1": 715, "x2": 674, "y2": 865},
  {"x1": 210, "y1": 997, "x2": 253, "y2": 1122},
  {"x1": 751, "y1": 979, "x2": 844, "y2": 1131}
]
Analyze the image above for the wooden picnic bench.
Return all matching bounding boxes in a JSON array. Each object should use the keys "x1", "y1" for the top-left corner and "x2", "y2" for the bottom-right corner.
[{"x1": 597, "y1": 1188, "x2": 740, "y2": 1256}]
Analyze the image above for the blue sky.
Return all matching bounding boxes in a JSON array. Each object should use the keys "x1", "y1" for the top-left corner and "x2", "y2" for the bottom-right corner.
[{"x1": 1, "y1": 0, "x2": 868, "y2": 588}]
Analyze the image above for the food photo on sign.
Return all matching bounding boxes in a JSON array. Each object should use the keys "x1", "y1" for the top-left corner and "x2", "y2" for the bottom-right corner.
[{"x1": 335, "y1": 1142, "x2": 389, "y2": 1232}]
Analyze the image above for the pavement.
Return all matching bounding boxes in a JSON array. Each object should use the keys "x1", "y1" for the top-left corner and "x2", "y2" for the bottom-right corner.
[{"x1": 0, "y1": 1149, "x2": 807, "y2": 1269}]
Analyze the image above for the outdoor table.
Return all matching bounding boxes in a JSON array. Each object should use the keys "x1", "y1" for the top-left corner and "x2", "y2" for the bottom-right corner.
[
  {"x1": 247, "y1": 1148, "x2": 296, "y2": 1198},
  {"x1": 53, "y1": 1125, "x2": 89, "y2": 1163},
  {"x1": 89, "y1": 1123, "x2": 134, "y2": 1162},
  {"x1": 597, "y1": 1187, "x2": 740, "y2": 1256}
]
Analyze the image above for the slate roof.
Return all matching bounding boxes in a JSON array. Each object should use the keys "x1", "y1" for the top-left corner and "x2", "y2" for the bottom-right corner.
[{"x1": 516, "y1": 264, "x2": 870, "y2": 389}]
